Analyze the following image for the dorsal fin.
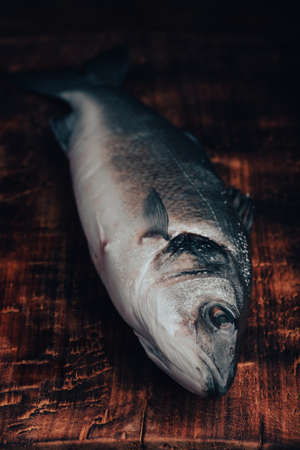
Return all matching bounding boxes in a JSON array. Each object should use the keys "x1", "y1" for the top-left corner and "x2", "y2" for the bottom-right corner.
[
  {"x1": 228, "y1": 186, "x2": 254, "y2": 234},
  {"x1": 3, "y1": 47, "x2": 129, "y2": 154},
  {"x1": 183, "y1": 130, "x2": 216, "y2": 172}
]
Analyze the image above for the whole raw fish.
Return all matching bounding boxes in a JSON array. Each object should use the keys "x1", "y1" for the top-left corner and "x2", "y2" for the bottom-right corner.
[{"x1": 7, "y1": 48, "x2": 253, "y2": 396}]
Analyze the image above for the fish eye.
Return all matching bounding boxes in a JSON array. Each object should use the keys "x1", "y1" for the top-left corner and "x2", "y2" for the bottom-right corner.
[{"x1": 209, "y1": 305, "x2": 235, "y2": 330}]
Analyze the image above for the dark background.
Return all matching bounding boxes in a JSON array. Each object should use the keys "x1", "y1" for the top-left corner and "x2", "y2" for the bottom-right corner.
[{"x1": 0, "y1": 2, "x2": 299, "y2": 37}]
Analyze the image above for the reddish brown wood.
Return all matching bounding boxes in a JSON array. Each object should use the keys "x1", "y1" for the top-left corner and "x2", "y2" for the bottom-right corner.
[{"x1": 0, "y1": 30, "x2": 299, "y2": 449}]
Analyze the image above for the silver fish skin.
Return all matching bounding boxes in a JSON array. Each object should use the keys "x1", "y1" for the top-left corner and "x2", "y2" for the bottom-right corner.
[{"x1": 8, "y1": 48, "x2": 253, "y2": 396}]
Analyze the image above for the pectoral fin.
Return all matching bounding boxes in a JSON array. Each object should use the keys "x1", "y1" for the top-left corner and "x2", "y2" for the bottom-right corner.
[{"x1": 143, "y1": 188, "x2": 169, "y2": 240}]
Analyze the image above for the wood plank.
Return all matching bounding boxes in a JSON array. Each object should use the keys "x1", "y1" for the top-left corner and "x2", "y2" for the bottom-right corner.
[{"x1": 0, "y1": 31, "x2": 299, "y2": 449}]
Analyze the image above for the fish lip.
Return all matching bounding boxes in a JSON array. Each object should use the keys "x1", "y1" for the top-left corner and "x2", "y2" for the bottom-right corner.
[
  {"x1": 196, "y1": 357, "x2": 217, "y2": 395},
  {"x1": 136, "y1": 332, "x2": 217, "y2": 396},
  {"x1": 198, "y1": 349, "x2": 231, "y2": 395},
  {"x1": 138, "y1": 333, "x2": 232, "y2": 396}
]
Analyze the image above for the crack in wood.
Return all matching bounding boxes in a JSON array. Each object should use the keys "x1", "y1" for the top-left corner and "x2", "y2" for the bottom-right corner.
[
  {"x1": 293, "y1": 356, "x2": 300, "y2": 376},
  {"x1": 139, "y1": 397, "x2": 148, "y2": 447},
  {"x1": 258, "y1": 416, "x2": 265, "y2": 450}
]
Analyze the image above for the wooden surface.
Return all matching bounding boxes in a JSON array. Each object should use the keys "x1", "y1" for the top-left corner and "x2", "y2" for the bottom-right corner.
[{"x1": 0, "y1": 29, "x2": 299, "y2": 449}]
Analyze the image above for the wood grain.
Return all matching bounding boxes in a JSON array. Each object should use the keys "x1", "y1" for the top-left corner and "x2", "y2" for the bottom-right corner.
[{"x1": 0, "y1": 30, "x2": 299, "y2": 449}]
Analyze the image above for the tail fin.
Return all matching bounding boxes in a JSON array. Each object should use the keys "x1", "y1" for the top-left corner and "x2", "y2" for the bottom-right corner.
[
  {"x1": 2, "y1": 47, "x2": 129, "y2": 154},
  {"x1": 2, "y1": 46, "x2": 129, "y2": 99}
]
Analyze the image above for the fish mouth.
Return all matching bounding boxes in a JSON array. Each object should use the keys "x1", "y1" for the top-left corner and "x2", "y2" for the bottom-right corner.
[
  {"x1": 136, "y1": 332, "x2": 232, "y2": 397},
  {"x1": 198, "y1": 349, "x2": 234, "y2": 396}
]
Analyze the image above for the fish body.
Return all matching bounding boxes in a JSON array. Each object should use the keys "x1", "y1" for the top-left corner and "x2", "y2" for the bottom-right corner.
[{"x1": 7, "y1": 48, "x2": 253, "y2": 396}]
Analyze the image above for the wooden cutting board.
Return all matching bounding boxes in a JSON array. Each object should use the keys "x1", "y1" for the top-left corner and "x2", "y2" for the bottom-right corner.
[{"x1": 0, "y1": 29, "x2": 299, "y2": 449}]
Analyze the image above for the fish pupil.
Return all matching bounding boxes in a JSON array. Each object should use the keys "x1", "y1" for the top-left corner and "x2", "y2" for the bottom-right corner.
[{"x1": 210, "y1": 306, "x2": 234, "y2": 330}]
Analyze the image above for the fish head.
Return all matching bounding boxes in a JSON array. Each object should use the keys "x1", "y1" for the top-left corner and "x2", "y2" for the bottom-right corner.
[{"x1": 134, "y1": 233, "x2": 250, "y2": 397}]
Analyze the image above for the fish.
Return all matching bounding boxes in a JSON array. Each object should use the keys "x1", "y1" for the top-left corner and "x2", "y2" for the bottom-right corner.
[{"x1": 5, "y1": 47, "x2": 253, "y2": 397}]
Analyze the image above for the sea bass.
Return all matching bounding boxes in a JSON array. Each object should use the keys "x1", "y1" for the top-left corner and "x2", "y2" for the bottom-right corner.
[{"x1": 8, "y1": 48, "x2": 253, "y2": 396}]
